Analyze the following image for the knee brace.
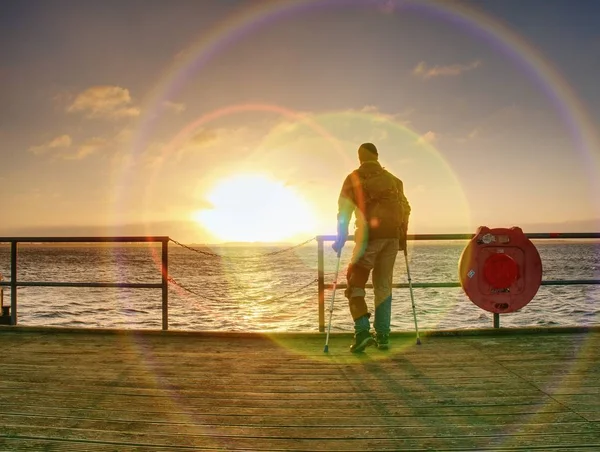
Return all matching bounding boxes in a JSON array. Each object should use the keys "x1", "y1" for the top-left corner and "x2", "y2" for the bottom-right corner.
[
  {"x1": 345, "y1": 264, "x2": 371, "y2": 321},
  {"x1": 344, "y1": 263, "x2": 371, "y2": 298},
  {"x1": 349, "y1": 296, "x2": 370, "y2": 321}
]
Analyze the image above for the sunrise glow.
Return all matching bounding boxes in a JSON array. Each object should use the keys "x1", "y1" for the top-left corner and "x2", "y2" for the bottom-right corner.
[{"x1": 192, "y1": 174, "x2": 317, "y2": 242}]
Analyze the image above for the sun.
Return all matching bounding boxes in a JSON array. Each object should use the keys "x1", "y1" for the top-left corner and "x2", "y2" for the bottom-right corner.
[{"x1": 192, "y1": 174, "x2": 317, "y2": 242}]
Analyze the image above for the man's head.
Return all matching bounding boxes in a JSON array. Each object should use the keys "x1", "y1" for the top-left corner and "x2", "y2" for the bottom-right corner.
[{"x1": 358, "y1": 142, "x2": 378, "y2": 163}]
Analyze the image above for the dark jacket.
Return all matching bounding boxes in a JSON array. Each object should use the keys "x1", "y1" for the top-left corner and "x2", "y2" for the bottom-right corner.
[{"x1": 337, "y1": 161, "x2": 410, "y2": 241}]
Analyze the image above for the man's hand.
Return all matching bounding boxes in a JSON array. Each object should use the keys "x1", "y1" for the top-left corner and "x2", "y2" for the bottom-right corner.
[
  {"x1": 332, "y1": 235, "x2": 347, "y2": 255},
  {"x1": 333, "y1": 215, "x2": 349, "y2": 256},
  {"x1": 398, "y1": 223, "x2": 408, "y2": 251}
]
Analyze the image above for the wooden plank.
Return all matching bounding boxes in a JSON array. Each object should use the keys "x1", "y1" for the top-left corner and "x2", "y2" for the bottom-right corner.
[
  {"x1": 0, "y1": 403, "x2": 587, "y2": 426},
  {"x1": 0, "y1": 394, "x2": 573, "y2": 415},
  {"x1": 0, "y1": 439, "x2": 176, "y2": 452},
  {"x1": 2, "y1": 413, "x2": 599, "y2": 437},
  {"x1": 581, "y1": 413, "x2": 600, "y2": 421},
  {"x1": 552, "y1": 395, "x2": 600, "y2": 404},
  {"x1": 2, "y1": 381, "x2": 552, "y2": 398},
  {"x1": 0, "y1": 365, "x2": 533, "y2": 380},
  {"x1": 0, "y1": 330, "x2": 598, "y2": 451},
  {"x1": 4, "y1": 374, "x2": 595, "y2": 391},
  {"x1": 1, "y1": 425, "x2": 600, "y2": 450},
  {"x1": 2, "y1": 438, "x2": 600, "y2": 452}
]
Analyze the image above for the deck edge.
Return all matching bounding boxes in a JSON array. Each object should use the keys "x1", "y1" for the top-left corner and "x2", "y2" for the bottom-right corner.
[{"x1": 1, "y1": 324, "x2": 598, "y2": 338}]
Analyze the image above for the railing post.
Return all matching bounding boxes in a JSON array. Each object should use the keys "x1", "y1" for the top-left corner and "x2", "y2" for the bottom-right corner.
[
  {"x1": 162, "y1": 238, "x2": 169, "y2": 331},
  {"x1": 317, "y1": 237, "x2": 325, "y2": 332},
  {"x1": 10, "y1": 241, "x2": 17, "y2": 325},
  {"x1": 494, "y1": 313, "x2": 500, "y2": 328}
]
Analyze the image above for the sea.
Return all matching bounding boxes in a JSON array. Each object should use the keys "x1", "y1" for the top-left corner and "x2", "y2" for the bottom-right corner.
[{"x1": 1, "y1": 241, "x2": 598, "y2": 332}]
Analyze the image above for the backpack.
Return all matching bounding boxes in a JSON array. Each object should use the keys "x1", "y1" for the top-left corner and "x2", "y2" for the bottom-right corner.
[{"x1": 355, "y1": 167, "x2": 402, "y2": 231}]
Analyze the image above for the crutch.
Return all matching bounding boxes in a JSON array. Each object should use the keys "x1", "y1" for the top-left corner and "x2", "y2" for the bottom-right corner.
[
  {"x1": 323, "y1": 250, "x2": 342, "y2": 353},
  {"x1": 404, "y1": 249, "x2": 421, "y2": 345}
]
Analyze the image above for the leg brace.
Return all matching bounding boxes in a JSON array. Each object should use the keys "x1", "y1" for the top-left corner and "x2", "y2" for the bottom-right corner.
[{"x1": 345, "y1": 263, "x2": 371, "y2": 321}]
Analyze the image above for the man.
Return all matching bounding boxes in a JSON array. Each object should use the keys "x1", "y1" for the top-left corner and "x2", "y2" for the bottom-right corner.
[{"x1": 332, "y1": 142, "x2": 411, "y2": 353}]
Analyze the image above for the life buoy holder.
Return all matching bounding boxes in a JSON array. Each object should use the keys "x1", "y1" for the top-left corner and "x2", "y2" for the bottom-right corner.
[{"x1": 459, "y1": 226, "x2": 542, "y2": 314}]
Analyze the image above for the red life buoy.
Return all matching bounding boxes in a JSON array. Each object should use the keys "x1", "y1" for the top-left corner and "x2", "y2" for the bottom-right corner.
[{"x1": 459, "y1": 226, "x2": 542, "y2": 314}]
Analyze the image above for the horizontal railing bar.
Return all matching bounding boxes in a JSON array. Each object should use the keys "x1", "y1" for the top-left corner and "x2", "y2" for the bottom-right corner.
[
  {"x1": 325, "y1": 279, "x2": 600, "y2": 289},
  {"x1": 539, "y1": 279, "x2": 600, "y2": 286},
  {"x1": 325, "y1": 283, "x2": 454, "y2": 289},
  {"x1": 318, "y1": 234, "x2": 473, "y2": 241},
  {"x1": 324, "y1": 283, "x2": 462, "y2": 289},
  {"x1": 0, "y1": 236, "x2": 169, "y2": 243},
  {"x1": 3, "y1": 280, "x2": 597, "y2": 289},
  {"x1": 525, "y1": 233, "x2": 600, "y2": 239},
  {"x1": 1, "y1": 282, "x2": 163, "y2": 289},
  {"x1": 317, "y1": 232, "x2": 600, "y2": 241}
]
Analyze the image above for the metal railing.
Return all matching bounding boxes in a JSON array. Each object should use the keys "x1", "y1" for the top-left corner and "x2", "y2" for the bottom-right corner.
[
  {"x1": 0, "y1": 237, "x2": 170, "y2": 329},
  {"x1": 316, "y1": 232, "x2": 600, "y2": 331},
  {"x1": 1, "y1": 233, "x2": 599, "y2": 333}
]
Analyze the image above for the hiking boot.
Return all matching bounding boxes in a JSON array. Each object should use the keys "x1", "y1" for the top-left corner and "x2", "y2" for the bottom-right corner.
[
  {"x1": 374, "y1": 333, "x2": 389, "y2": 350},
  {"x1": 350, "y1": 330, "x2": 376, "y2": 353}
]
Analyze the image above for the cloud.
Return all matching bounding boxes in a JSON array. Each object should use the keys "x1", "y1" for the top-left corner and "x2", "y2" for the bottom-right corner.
[
  {"x1": 190, "y1": 129, "x2": 219, "y2": 146},
  {"x1": 173, "y1": 129, "x2": 221, "y2": 161},
  {"x1": 163, "y1": 101, "x2": 186, "y2": 114},
  {"x1": 67, "y1": 137, "x2": 109, "y2": 160},
  {"x1": 413, "y1": 60, "x2": 481, "y2": 79},
  {"x1": 113, "y1": 127, "x2": 134, "y2": 145},
  {"x1": 417, "y1": 131, "x2": 437, "y2": 145},
  {"x1": 29, "y1": 134, "x2": 72, "y2": 155},
  {"x1": 29, "y1": 134, "x2": 112, "y2": 160},
  {"x1": 47, "y1": 135, "x2": 72, "y2": 148},
  {"x1": 67, "y1": 85, "x2": 140, "y2": 119},
  {"x1": 357, "y1": 105, "x2": 414, "y2": 127}
]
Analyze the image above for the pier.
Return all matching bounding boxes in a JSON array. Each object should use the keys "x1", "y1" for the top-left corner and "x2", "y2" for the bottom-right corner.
[
  {"x1": 1, "y1": 327, "x2": 599, "y2": 450},
  {"x1": 1, "y1": 233, "x2": 599, "y2": 450}
]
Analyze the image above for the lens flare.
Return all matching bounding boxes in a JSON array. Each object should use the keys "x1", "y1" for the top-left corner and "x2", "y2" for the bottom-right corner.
[{"x1": 112, "y1": 3, "x2": 600, "y2": 432}]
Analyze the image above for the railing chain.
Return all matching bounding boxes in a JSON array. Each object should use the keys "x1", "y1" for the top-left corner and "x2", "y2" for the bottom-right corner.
[{"x1": 169, "y1": 237, "x2": 315, "y2": 260}]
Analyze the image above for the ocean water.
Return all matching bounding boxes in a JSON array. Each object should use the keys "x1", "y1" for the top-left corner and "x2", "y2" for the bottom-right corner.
[{"x1": 0, "y1": 241, "x2": 598, "y2": 332}]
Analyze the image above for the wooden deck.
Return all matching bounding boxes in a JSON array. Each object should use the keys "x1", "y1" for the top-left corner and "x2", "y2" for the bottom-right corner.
[{"x1": 1, "y1": 327, "x2": 599, "y2": 451}]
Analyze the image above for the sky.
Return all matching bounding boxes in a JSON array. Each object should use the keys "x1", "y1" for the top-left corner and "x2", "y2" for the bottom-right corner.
[{"x1": 1, "y1": 0, "x2": 599, "y2": 243}]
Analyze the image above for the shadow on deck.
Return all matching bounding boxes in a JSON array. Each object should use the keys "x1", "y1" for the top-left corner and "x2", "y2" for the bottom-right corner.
[{"x1": 1, "y1": 326, "x2": 599, "y2": 451}]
